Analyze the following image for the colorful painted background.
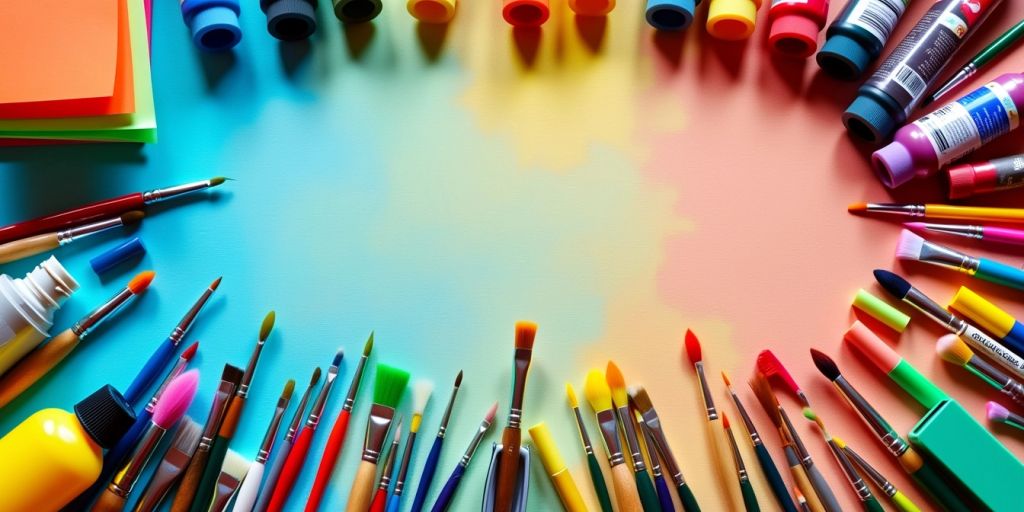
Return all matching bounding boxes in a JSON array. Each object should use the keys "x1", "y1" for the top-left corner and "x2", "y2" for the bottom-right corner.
[{"x1": 1, "y1": 0, "x2": 1024, "y2": 510}]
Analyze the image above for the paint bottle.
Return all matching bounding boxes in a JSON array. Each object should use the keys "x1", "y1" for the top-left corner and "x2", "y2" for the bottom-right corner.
[
  {"x1": 844, "y1": 0, "x2": 1002, "y2": 144},
  {"x1": 646, "y1": 0, "x2": 700, "y2": 31},
  {"x1": 947, "y1": 153, "x2": 1024, "y2": 198},
  {"x1": 0, "y1": 385, "x2": 136, "y2": 511},
  {"x1": 873, "y1": 73, "x2": 1023, "y2": 188},
  {"x1": 707, "y1": 0, "x2": 761, "y2": 40},
  {"x1": 261, "y1": 0, "x2": 317, "y2": 41},
  {"x1": 767, "y1": 0, "x2": 830, "y2": 58},
  {"x1": 817, "y1": 0, "x2": 911, "y2": 80},
  {"x1": 180, "y1": 0, "x2": 242, "y2": 52},
  {"x1": 0, "y1": 255, "x2": 78, "y2": 376}
]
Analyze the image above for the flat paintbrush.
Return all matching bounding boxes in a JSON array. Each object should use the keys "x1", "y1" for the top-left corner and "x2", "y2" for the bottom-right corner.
[
  {"x1": 254, "y1": 366, "x2": 320, "y2": 512},
  {"x1": 388, "y1": 380, "x2": 434, "y2": 512},
  {"x1": 0, "y1": 210, "x2": 143, "y2": 264},
  {"x1": 568, "y1": 383, "x2": 613, "y2": 512},
  {"x1": 370, "y1": 417, "x2": 404, "y2": 512},
  {"x1": 410, "y1": 370, "x2": 463, "y2": 512},
  {"x1": 429, "y1": 402, "x2": 498, "y2": 512},
  {"x1": 584, "y1": 369, "x2": 642, "y2": 512},
  {"x1": 133, "y1": 417, "x2": 202, "y2": 512},
  {"x1": 628, "y1": 386, "x2": 700, "y2": 512},
  {"x1": 494, "y1": 321, "x2": 537, "y2": 512},
  {"x1": 605, "y1": 361, "x2": 660, "y2": 511},
  {"x1": 209, "y1": 450, "x2": 250, "y2": 512}
]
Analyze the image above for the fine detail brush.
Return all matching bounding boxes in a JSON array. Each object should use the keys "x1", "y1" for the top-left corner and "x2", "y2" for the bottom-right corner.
[
  {"x1": 895, "y1": 229, "x2": 1024, "y2": 291},
  {"x1": 124, "y1": 276, "x2": 221, "y2": 405},
  {"x1": 346, "y1": 363, "x2": 410, "y2": 512},
  {"x1": 389, "y1": 380, "x2": 434, "y2": 512},
  {"x1": 605, "y1": 361, "x2": 660, "y2": 511},
  {"x1": 801, "y1": 407, "x2": 882, "y2": 512},
  {"x1": 839, "y1": 439, "x2": 922, "y2": 512},
  {"x1": 92, "y1": 370, "x2": 199, "y2": 512},
  {"x1": 904, "y1": 222, "x2": 1024, "y2": 247},
  {"x1": 134, "y1": 417, "x2": 202, "y2": 512},
  {"x1": 171, "y1": 364, "x2": 244, "y2": 512},
  {"x1": 986, "y1": 401, "x2": 1024, "y2": 431},
  {"x1": 636, "y1": 415, "x2": 675, "y2": 512},
  {"x1": 370, "y1": 417, "x2": 404, "y2": 512},
  {"x1": 494, "y1": 321, "x2": 538, "y2": 512},
  {"x1": 757, "y1": 350, "x2": 810, "y2": 407},
  {"x1": 190, "y1": 312, "x2": 275, "y2": 512},
  {"x1": 568, "y1": 383, "x2": 614, "y2": 512},
  {"x1": 722, "y1": 371, "x2": 796, "y2": 512},
  {"x1": 937, "y1": 334, "x2": 1024, "y2": 406},
  {"x1": 684, "y1": 329, "x2": 743, "y2": 511},
  {"x1": 429, "y1": 402, "x2": 498, "y2": 512},
  {"x1": 306, "y1": 333, "x2": 374, "y2": 512},
  {"x1": 210, "y1": 450, "x2": 251, "y2": 512},
  {"x1": 255, "y1": 367, "x2": 320, "y2": 512},
  {"x1": 629, "y1": 386, "x2": 700, "y2": 512},
  {"x1": 269, "y1": 347, "x2": 344, "y2": 511},
  {"x1": 0, "y1": 210, "x2": 144, "y2": 264},
  {"x1": 848, "y1": 202, "x2": 1024, "y2": 223},
  {"x1": 722, "y1": 412, "x2": 760, "y2": 512},
  {"x1": 232, "y1": 379, "x2": 295, "y2": 512},
  {"x1": 0, "y1": 270, "x2": 154, "y2": 409},
  {"x1": 584, "y1": 369, "x2": 642, "y2": 512},
  {"x1": 410, "y1": 370, "x2": 463, "y2": 512}
]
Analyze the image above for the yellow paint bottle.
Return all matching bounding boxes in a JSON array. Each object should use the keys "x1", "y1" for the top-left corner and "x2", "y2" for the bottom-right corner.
[{"x1": 0, "y1": 385, "x2": 135, "y2": 511}]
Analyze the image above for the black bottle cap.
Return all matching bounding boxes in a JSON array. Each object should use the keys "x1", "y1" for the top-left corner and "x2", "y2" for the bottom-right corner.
[{"x1": 73, "y1": 385, "x2": 136, "y2": 449}]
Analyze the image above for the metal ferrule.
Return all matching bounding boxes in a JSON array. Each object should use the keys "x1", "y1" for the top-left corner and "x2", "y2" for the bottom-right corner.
[
  {"x1": 866, "y1": 203, "x2": 925, "y2": 217},
  {"x1": 904, "y1": 287, "x2": 964, "y2": 334},
  {"x1": 72, "y1": 287, "x2": 135, "y2": 337},
  {"x1": 970, "y1": 357, "x2": 1024, "y2": 402},
  {"x1": 923, "y1": 223, "x2": 984, "y2": 240},
  {"x1": 144, "y1": 358, "x2": 189, "y2": 414},
  {"x1": 460, "y1": 419, "x2": 492, "y2": 466},
  {"x1": 256, "y1": 403, "x2": 288, "y2": 464},
  {"x1": 725, "y1": 427, "x2": 746, "y2": 476},
  {"x1": 507, "y1": 350, "x2": 532, "y2": 429},
  {"x1": 436, "y1": 384, "x2": 460, "y2": 438},
  {"x1": 595, "y1": 409, "x2": 625, "y2": 467},
  {"x1": 199, "y1": 381, "x2": 236, "y2": 450},
  {"x1": 238, "y1": 340, "x2": 266, "y2": 398},
  {"x1": 780, "y1": 408, "x2": 812, "y2": 464},
  {"x1": 695, "y1": 363, "x2": 717, "y2": 420},
  {"x1": 834, "y1": 378, "x2": 901, "y2": 452},
  {"x1": 393, "y1": 431, "x2": 418, "y2": 496},
  {"x1": 572, "y1": 408, "x2": 594, "y2": 454},
  {"x1": 113, "y1": 425, "x2": 166, "y2": 496},
  {"x1": 287, "y1": 385, "x2": 314, "y2": 442},
  {"x1": 343, "y1": 355, "x2": 370, "y2": 413},
  {"x1": 142, "y1": 179, "x2": 216, "y2": 204},
  {"x1": 507, "y1": 407, "x2": 522, "y2": 429},
  {"x1": 831, "y1": 442, "x2": 870, "y2": 500},
  {"x1": 641, "y1": 411, "x2": 685, "y2": 486},
  {"x1": 930, "y1": 67, "x2": 975, "y2": 103},
  {"x1": 307, "y1": 367, "x2": 338, "y2": 428},
  {"x1": 58, "y1": 216, "x2": 123, "y2": 245},
  {"x1": 167, "y1": 286, "x2": 215, "y2": 345},
  {"x1": 844, "y1": 446, "x2": 896, "y2": 498},
  {"x1": 616, "y1": 406, "x2": 646, "y2": 472},
  {"x1": 728, "y1": 392, "x2": 762, "y2": 446},
  {"x1": 361, "y1": 404, "x2": 397, "y2": 463},
  {"x1": 378, "y1": 440, "x2": 400, "y2": 490},
  {"x1": 917, "y1": 240, "x2": 978, "y2": 274}
]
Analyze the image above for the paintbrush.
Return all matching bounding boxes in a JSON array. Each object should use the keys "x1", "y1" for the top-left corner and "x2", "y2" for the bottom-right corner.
[
  {"x1": 429, "y1": 402, "x2": 498, "y2": 512},
  {"x1": 584, "y1": 369, "x2": 642, "y2": 512},
  {"x1": 371, "y1": 417, "x2": 404, "y2": 512},
  {"x1": 410, "y1": 370, "x2": 464, "y2": 512},
  {"x1": 92, "y1": 370, "x2": 199, "y2": 512},
  {"x1": 839, "y1": 439, "x2": 922, "y2": 512},
  {"x1": 190, "y1": 312, "x2": 275, "y2": 512},
  {"x1": 757, "y1": 350, "x2": 809, "y2": 407},
  {"x1": 605, "y1": 361, "x2": 660, "y2": 511},
  {"x1": 254, "y1": 367, "x2": 320, "y2": 512},
  {"x1": 635, "y1": 411, "x2": 675, "y2": 512},
  {"x1": 986, "y1": 401, "x2": 1024, "y2": 430},
  {"x1": 794, "y1": 486, "x2": 811, "y2": 512},
  {"x1": 936, "y1": 334, "x2": 1024, "y2": 406},
  {"x1": 306, "y1": 333, "x2": 374, "y2": 512},
  {"x1": 0, "y1": 211, "x2": 143, "y2": 264},
  {"x1": 0, "y1": 270, "x2": 154, "y2": 409},
  {"x1": 170, "y1": 364, "x2": 244, "y2": 512},
  {"x1": 232, "y1": 379, "x2": 295, "y2": 512},
  {"x1": 722, "y1": 371, "x2": 796, "y2": 512},
  {"x1": 722, "y1": 412, "x2": 760, "y2": 512},
  {"x1": 801, "y1": 408, "x2": 882, "y2": 512},
  {"x1": 895, "y1": 229, "x2": 1024, "y2": 291},
  {"x1": 269, "y1": 347, "x2": 344, "y2": 511},
  {"x1": 628, "y1": 386, "x2": 701, "y2": 512},
  {"x1": 133, "y1": 417, "x2": 202, "y2": 512},
  {"x1": 124, "y1": 276, "x2": 221, "y2": 405},
  {"x1": 494, "y1": 321, "x2": 538, "y2": 512},
  {"x1": 345, "y1": 363, "x2": 410, "y2": 512},
  {"x1": 568, "y1": 383, "x2": 614, "y2": 512},
  {"x1": 210, "y1": 450, "x2": 251, "y2": 512},
  {"x1": 389, "y1": 380, "x2": 434, "y2": 512},
  {"x1": 684, "y1": 329, "x2": 743, "y2": 511},
  {"x1": 904, "y1": 222, "x2": 1024, "y2": 247}
]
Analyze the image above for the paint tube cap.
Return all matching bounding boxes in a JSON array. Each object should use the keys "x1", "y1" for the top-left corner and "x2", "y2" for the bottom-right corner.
[
  {"x1": 817, "y1": 34, "x2": 872, "y2": 81},
  {"x1": 769, "y1": 14, "x2": 819, "y2": 58},
  {"x1": 872, "y1": 141, "x2": 917, "y2": 188},
  {"x1": 189, "y1": 6, "x2": 242, "y2": 52},
  {"x1": 844, "y1": 94, "x2": 898, "y2": 144},
  {"x1": 502, "y1": 0, "x2": 550, "y2": 27},
  {"x1": 264, "y1": 0, "x2": 317, "y2": 40},
  {"x1": 74, "y1": 385, "x2": 136, "y2": 449},
  {"x1": 568, "y1": 0, "x2": 615, "y2": 16},
  {"x1": 843, "y1": 321, "x2": 901, "y2": 373},
  {"x1": 408, "y1": 0, "x2": 457, "y2": 23},
  {"x1": 646, "y1": 0, "x2": 696, "y2": 31},
  {"x1": 334, "y1": 0, "x2": 383, "y2": 22},
  {"x1": 946, "y1": 162, "x2": 987, "y2": 199},
  {"x1": 90, "y1": 237, "x2": 146, "y2": 276},
  {"x1": 707, "y1": 0, "x2": 758, "y2": 40},
  {"x1": 853, "y1": 288, "x2": 910, "y2": 332}
]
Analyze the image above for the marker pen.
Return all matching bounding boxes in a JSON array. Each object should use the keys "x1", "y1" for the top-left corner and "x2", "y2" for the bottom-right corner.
[
  {"x1": 947, "y1": 152, "x2": 1024, "y2": 198},
  {"x1": 844, "y1": 0, "x2": 1002, "y2": 144},
  {"x1": 817, "y1": 0, "x2": 911, "y2": 80},
  {"x1": 767, "y1": 0, "x2": 830, "y2": 58},
  {"x1": 646, "y1": 0, "x2": 699, "y2": 31},
  {"x1": 844, "y1": 321, "x2": 949, "y2": 409},
  {"x1": 948, "y1": 286, "x2": 1024, "y2": 357},
  {"x1": 707, "y1": 0, "x2": 761, "y2": 40},
  {"x1": 873, "y1": 73, "x2": 1023, "y2": 187},
  {"x1": 180, "y1": 0, "x2": 242, "y2": 51}
]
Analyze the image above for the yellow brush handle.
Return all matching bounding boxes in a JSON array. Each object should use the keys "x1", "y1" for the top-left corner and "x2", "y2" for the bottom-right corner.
[
  {"x1": 708, "y1": 419, "x2": 742, "y2": 510},
  {"x1": 91, "y1": 489, "x2": 127, "y2": 512},
  {"x1": 928, "y1": 204, "x2": 1024, "y2": 222},
  {"x1": 0, "y1": 233, "x2": 59, "y2": 264},
  {"x1": 0, "y1": 329, "x2": 79, "y2": 409},
  {"x1": 609, "y1": 463, "x2": 642, "y2": 512},
  {"x1": 789, "y1": 463, "x2": 824, "y2": 512},
  {"x1": 345, "y1": 460, "x2": 378, "y2": 512}
]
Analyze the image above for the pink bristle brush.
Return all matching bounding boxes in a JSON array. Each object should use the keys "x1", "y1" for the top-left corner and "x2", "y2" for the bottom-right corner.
[
  {"x1": 986, "y1": 402, "x2": 1024, "y2": 431},
  {"x1": 757, "y1": 350, "x2": 810, "y2": 407}
]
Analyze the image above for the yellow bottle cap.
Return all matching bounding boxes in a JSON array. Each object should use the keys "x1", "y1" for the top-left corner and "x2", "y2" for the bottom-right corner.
[
  {"x1": 706, "y1": 0, "x2": 760, "y2": 40},
  {"x1": 853, "y1": 289, "x2": 910, "y2": 333},
  {"x1": 407, "y1": 0, "x2": 456, "y2": 23},
  {"x1": 528, "y1": 422, "x2": 566, "y2": 474},
  {"x1": 948, "y1": 286, "x2": 1015, "y2": 338}
]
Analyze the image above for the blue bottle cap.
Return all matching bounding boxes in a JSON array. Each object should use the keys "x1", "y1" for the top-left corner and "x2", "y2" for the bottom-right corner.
[
  {"x1": 265, "y1": 0, "x2": 317, "y2": 41},
  {"x1": 646, "y1": 0, "x2": 697, "y2": 31},
  {"x1": 843, "y1": 94, "x2": 898, "y2": 144},
  {"x1": 817, "y1": 34, "x2": 872, "y2": 81},
  {"x1": 90, "y1": 237, "x2": 146, "y2": 276},
  {"x1": 189, "y1": 5, "x2": 242, "y2": 51}
]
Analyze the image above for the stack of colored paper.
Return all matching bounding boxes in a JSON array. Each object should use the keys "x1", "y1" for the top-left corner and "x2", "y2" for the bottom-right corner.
[{"x1": 0, "y1": 0, "x2": 155, "y2": 143}]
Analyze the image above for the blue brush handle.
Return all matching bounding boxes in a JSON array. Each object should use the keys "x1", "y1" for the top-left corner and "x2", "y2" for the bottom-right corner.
[
  {"x1": 654, "y1": 474, "x2": 675, "y2": 512},
  {"x1": 804, "y1": 461, "x2": 841, "y2": 512},
  {"x1": 753, "y1": 443, "x2": 798, "y2": 512},
  {"x1": 62, "y1": 408, "x2": 153, "y2": 510},
  {"x1": 253, "y1": 437, "x2": 295, "y2": 512},
  {"x1": 386, "y1": 495, "x2": 401, "y2": 512},
  {"x1": 411, "y1": 436, "x2": 445, "y2": 512},
  {"x1": 124, "y1": 339, "x2": 176, "y2": 406},
  {"x1": 977, "y1": 258, "x2": 1024, "y2": 291},
  {"x1": 429, "y1": 464, "x2": 466, "y2": 512}
]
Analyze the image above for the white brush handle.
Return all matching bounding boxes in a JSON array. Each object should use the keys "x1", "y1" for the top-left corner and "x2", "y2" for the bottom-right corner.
[{"x1": 231, "y1": 461, "x2": 265, "y2": 512}]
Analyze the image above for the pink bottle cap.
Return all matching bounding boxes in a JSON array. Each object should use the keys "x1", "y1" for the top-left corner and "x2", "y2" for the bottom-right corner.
[
  {"x1": 769, "y1": 14, "x2": 819, "y2": 58},
  {"x1": 872, "y1": 141, "x2": 916, "y2": 188}
]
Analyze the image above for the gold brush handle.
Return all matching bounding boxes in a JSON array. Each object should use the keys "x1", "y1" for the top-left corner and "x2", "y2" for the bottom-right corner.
[
  {"x1": 0, "y1": 233, "x2": 59, "y2": 264},
  {"x1": 790, "y1": 463, "x2": 824, "y2": 512},
  {"x1": 345, "y1": 460, "x2": 378, "y2": 512},
  {"x1": 609, "y1": 463, "x2": 642, "y2": 512}
]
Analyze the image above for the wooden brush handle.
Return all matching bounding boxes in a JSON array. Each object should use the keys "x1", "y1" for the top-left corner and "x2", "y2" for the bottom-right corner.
[
  {"x1": 345, "y1": 460, "x2": 379, "y2": 512},
  {"x1": 0, "y1": 233, "x2": 59, "y2": 264},
  {"x1": 172, "y1": 447, "x2": 211, "y2": 512},
  {"x1": 788, "y1": 462, "x2": 823, "y2": 512},
  {"x1": 91, "y1": 489, "x2": 128, "y2": 512},
  {"x1": 609, "y1": 463, "x2": 642, "y2": 512},
  {"x1": 0, "y1": 328, "x2": 79, "y2": 409},
  {"x1": 708, "y1": 420, "x2": 742, "y2": 511},
  {"x1": 493, "y1": 426, "x2": 521, "y2": 511}
]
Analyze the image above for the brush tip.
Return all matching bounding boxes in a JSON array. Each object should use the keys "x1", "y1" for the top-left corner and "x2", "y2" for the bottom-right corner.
[
  {"x1": 283, "y1": 379, "x2": 295, "y2": 399},
  {"x1": 121, "y1": 210, "x2": 145, "y2": 225},
  {"x1": 310, "y1": 367, "x2": 322, "y2": 386},
  {"x1": 757, "y1": 350, "x2": 804, "y2": 402},
  {"x1": 127, "y1": 271, "x2": 155, "y2": 294},
  {"x1": 629, "y1": 386, "x2": 652, "y2": 412},
  {"x1": 210, "y1": 176, "x2": 228, "y2": 186},
  {"x1": 454, "y1": 370, "x2": 463, "y2": 387},
  {"x1": 832, "y1": 435, "x2": 847, "y2": 449},
  {"x1": 895, "y1": 229, "x2": 925, "y2": 261},
  {"x1": 515, "y1": 321, "x2": 538, "y2": 350},
  {"x1": 810, "y1": 348, "x2": 840, "y2": 381},
  {"x1": 566, "y1": 383, "x2": 578, "y2": 407},
  {"x1": 223, "y1": 364, "x2": 244, "y2": 386},
  {"x1": 182, "y1": 341, "x2": 199, "y2": 361},
  {"x1": 584, "y1": 369, "x2": 612, "y2": 412},
  {"x1": 986, "y1": 401, "x2": 1011, "y2": 422},
  {"x1": 332, "y1": 347, "x2": 345, "y2": 368},
  {"x1": 721, "y1": 370, "x2": 731, "y2": 387},
  {"x1": 209, "y1": 276, "x2": 222, "y2": 290},
  {"x1": 259, "y1": 311, "x2": 276, "y2": 341},
  {"x1": 412, "y1": 379, "x2": 434, "y2": 414},
  {"x1": 363, "y1": 332, "x2": 374, "y2": 356},
  {"x1": 722, "y1": 411, "x2": 730, "y2": 429},
  {"x1": 874, "y1": 269, "x2": 911, "y2": 298},
  {"x1": 153, "y1": 370, "x2": 199, "y2": 429},
  {"x1": 904, "y1": 222, "x2": 927, "y2": 232},
  {"x1": 848, "y1": 202, "x2": 868, "y2": 213},
  {"x1": 684, "y1": 329, "x2": 702, "y2": 364},
  {"x1": 936, "y1": 334, "x2": 973, "y2": 366},
  {"x1": 605, "y1": 361, "x2": 628, "y2": 407},
  {"x1": 485, "y1": 401, "x2": 499, "y2": 423},
  {"x1": 802, "y1": 407, "x2": 817, "y2": 422},
  {"x1": 373, "y1": 364, "x2": 410, "y2": 408}
]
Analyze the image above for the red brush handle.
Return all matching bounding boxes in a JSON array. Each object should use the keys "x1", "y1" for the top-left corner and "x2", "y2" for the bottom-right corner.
[
  {"x1": 305, "y1": 410, "x2": 352, "y2": 512},
  {"x1": 0, "y1": 193, "x2": 143, "y2": 244},
  {"x1": 368, "y1": 488, "x2": 388, "y2": 512},
  {"x1": 268, "y1": 427, "x2": 314, "y2": 512}
]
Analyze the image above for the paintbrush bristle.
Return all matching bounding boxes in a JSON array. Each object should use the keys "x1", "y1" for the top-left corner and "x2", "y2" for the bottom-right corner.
[
  {"x1": 332, "y1": 347, "x2": 345, "y2": 368},
  {"x1": 986, "y1": 401, "x2": 1011, "y2": 422},
  {"x1": 220, "y1": 449, "x2": 251, "y2": 480},
  {"x1": 566, "y1": 383, "x2": 578, "y2": 408},
  {"x1": 182, "y1": 341, "x2": 199, "y2": 361},
  {"x1": 373, "y1": 364, "x2": 410, "y2": 408},
  {"x1": 209, "y1": 276, "x2": 222, "y2": 290},
  {"x1": 412, "y1": 380, "x2": 434, "y2": 415},
  {"x1": 629, "y1": 386, "x2": 653, "y2": 413},
  {"x1": 210, "y1": 177, "x2": 228, "y2": 187},
  {"x1": 722, "y1": 411, "x2": 731, "y2": 429},
  {"x1": 454, "y1": 370, "x2": 463, "y2": 387},
  {"x1": 895, "y1": 229, "x2": 926, "y2": 261},
  {"x1": 282, "y1": 379, "x2": 296, "y2": 400},
  {"x1": 721, "y1": 371, "x2": 732, "y2": 388},
  {"x1": 363, "y1": 332, "x2": 374, "y2": 357},
  {"x1": 749, "y1": 374, "x2": 781, "y2": 428},
  {"x1": 832, "y1": 435, "x2": 847, "y2": 449},
  {"x1": 222, "y1": 364, "x2": 245, "y2": 386},
  {"x1": 121, "y1": 210, "x2": 145, "y2": 225},
  {"x1": 310, "y1": 367, "x2": 322, "y2": 386},
  {"x1": 485, "y1": 401, "x2": 499, "y2": 423},
  {"x1": 153, "y1": 370, "x2": 200, "y2": 429},
  {"x1": 584, "y1": 369, "x2": 613, "y2": 413},
  {"x1": 847, "y1": 202, "x2": 868, "y2": 213},
  {"x1": 515, "y1": 321, "x2": 538, "y2": 350},
  {"x1": 757, "y1": 350, "x2": 805, "y2": 403},
  {"x1": 684, "y1": 329, "x2": 702, "y2": 365},
  {"x1": 810, "y1": 349, "x2": 841, "y2": 381},
  {"x1": 391, "y1": 417, "x2": 405, "y2": 444},
  {"x1": 173, "y1": 417, "x2": 202, "y2": 456},
  {"x1": 259, "y1": 311, "x2": 276, "y2": 341},
  {"x1": 605, "y1": 361, "x2": 628, "y2": 408},
  {"x1": 127, "y1": 271, "x2": 155, "y2": 294},
  {"x1": 873, "y1": 269, "x2": 912, "y2": 299},
  {"x1": 936, "y1": 334, "x2": 973, "y2": 367}
]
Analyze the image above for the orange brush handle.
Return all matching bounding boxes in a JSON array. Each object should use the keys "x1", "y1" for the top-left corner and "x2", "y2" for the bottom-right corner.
[
  {"x1": 91, "y1": 489, "x2": 128, "y2": 512},
  {"x1": 493, "y1": 426, "x2": 521, "y2": 510},
  {"x1": 0, "y1": 329, "x2": 79, "y2": 409},
  {"x1": 609, "y1": 463, "x2": 643, "y2": 512},
  {"x1": 368, "y1": 487, "x2": 388, "y2": 512},
  {"x1": 171, "y1": 447, "x2": 210, "y2": 512},
  {"x1": 306, "y1": 410, "x2": 352, "y2": 512},
  {"x1": 268, "y1": 427, "x2": 314, "y2": 512}
]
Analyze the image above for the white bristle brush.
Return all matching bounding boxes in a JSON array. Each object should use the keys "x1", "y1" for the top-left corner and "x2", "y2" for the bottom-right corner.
[{"x1": 895, "y1": 229, "x2": 1024, "y2": 291}]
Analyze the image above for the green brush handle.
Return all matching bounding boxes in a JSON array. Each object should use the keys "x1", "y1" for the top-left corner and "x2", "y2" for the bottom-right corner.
[
  {"x1": 739, "y1": 479, "x2": 760, "y2": 512},
  {"x1": 675, "y1": 482, "x2": 701, "y2": 512},
  {"x1": 189, "y1": 436, "x2": 228, "y2": 512},
  {"x1": 910, "y1": 463, "x2": 971, "y2": 512},
  {"x1": 861, "y1": 495, "x2": 884, "y2": 512},
  {"x1": 586, "y1": 453, "x2": 614, "y2": 512},
  {"x1": 634, "y1": 469, "x2": 661, "y2": 512},
  {"x1": 753, "y1": 443, "x2": 797, "y2": 512}
]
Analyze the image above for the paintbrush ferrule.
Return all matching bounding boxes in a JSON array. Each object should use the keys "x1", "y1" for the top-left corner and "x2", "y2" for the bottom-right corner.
[
  {"x1": 257, "y1": 403, "x2": 289, "y2": 463},
  {"x1": 727, "y1": 391, "x2": 763, "y2": 446},
  {"x1": 287, "y1": 382, "x2": 315, "y2": 442},
  {"x1": 866, "y1": 203, "x2": 925, "y2": 216},
  {"x1": 143, "y1": 178, "x2": 219, "y2": 203},
  {"x1": 437, "y1": 384, "x2": 461, "y2": 438},
  {"x1": 833, "y1": 377, "x2": 904, "y2": 454},
  {"x1": 461, "y1": 420, "x2": 492, "y2": 466},
  {"x1": 343, "y1": 355, "x2": 370, "y2": 412},
  {"x1": 968, "y1": 356, "x2": 1024, "y2": 401},
  {"x1": 904, "y1": 287, "x2": 964, "y2": 333},
  {"x1": 595, "y1": 409, "x2": 625, "y2": 466},
  {"x1": 572, "y1": 408, "x2": 594, "y2": 454},
  {"x1": 144, "y1": 358, "x2": 189, "y2": 414},
  {"x1": 362, "y1": 404, "x2": 397, "y2": 463},
  {"x1": 615, "y1": 406, "x2": 646, "y2": 472},
  {"x1": 393, "y1": 431, "x2": 418, "y2": 496},
  {"x1": 918, "y1": 241, "x2": 978, "y2": 273},
  {"x1": 922, "y1": 223, "x2": 984, "y2": 239},
  {"x1": 72, "y1": 287, "x2": 135, "y2": 337},
  {"x1": 238, "y1": 340, "x2": 266, "y2": 397},
  {"x1": 780, "y1": 408, "x2": 812, "y2": 463},
  {"x1": 112, "y1": 424, "x2": 166, "y2": 496},
  {"x1": 308, "y1": 368, "x2": 338, "y2": 428},
  {"x1": 695, "y1": 362, "x2": 717, "y2": 419},
  {"x1": 829, "y1": 442, "x2": 871, "y2": 501},
  {"x1": 199, "y1": 381, "x2": 236, "y2": 450},
  {"x1": 167, "y1": 285, "x2": 216, "y2": 345},
  {"x1": 58, "y1": 216, "x2": 124, "y2": 244},
  {"x1": 642, "y1": 417, "x2": 686, "y2": 486},
  {"x1": 845, "y1": 446, "x2": 898, "y2": 498}
]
